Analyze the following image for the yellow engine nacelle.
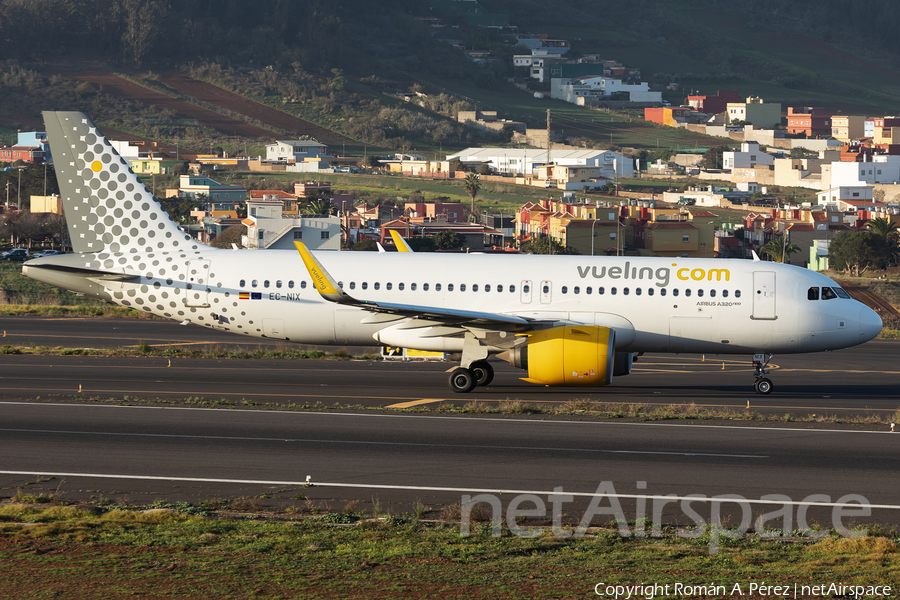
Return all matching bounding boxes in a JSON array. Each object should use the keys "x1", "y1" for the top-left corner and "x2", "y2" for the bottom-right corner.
[{"x1": 504, "y1": 325, "x2": 616, "y2": 386}]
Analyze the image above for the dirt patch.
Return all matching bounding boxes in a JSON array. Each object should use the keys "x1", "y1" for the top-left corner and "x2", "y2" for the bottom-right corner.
[
  {"x1": 835, "y1": 279, "x2": 900, "y2": 321},
  {"x1": 159, "y1": 74, "x2": 356, "y2": 147},
  {"x1": 69, "y1": 71, "x2": 280, "y2": 139}
]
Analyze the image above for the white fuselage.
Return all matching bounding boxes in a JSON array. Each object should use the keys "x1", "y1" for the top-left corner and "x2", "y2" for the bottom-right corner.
[{"x1": 25, "y1": 249, "x2": 881, "y2": 356}]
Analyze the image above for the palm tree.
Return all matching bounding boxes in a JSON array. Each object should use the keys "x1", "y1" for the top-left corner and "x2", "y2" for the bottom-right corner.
[
  {"x1": 302, "y1": 199, "x2": 334, "y2": 216},
  {"x1": 866, "y1": 216, "x2": 899, "y2": 244},
  {"x1": 761, "y1": 236, "x2": 801, "y2": 263},
  {"x1": 866, "y1": 216, "x2": 900, "y2": 265},
  {"x1": 463, "y1": 173, "x2": 481, "y2": 218}
]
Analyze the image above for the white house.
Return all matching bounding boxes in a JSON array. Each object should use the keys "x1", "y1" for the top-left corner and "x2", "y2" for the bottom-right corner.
[
  {"x1": 722, "y1": 142, "x2": 775, "y2": 170},
  {"x1": 551, "y1": 76, "x2": 661, "y2": 104},
  {"x1": 266, "y1": 140, "x2": 328, "y2": 163},
  {"x1": 447, "y1": 147, "x2": 633, "y2": 178},
  {"x1": 243, "y1": 199, "x2": 340, "y2": 250},
  {"x1": 829, "y1": 156, "x2": 900, "y2": 187}
]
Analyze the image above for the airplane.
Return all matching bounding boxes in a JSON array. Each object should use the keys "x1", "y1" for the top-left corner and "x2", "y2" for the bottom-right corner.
[{"x1": 23, "y1": 111, "x2": 882, "y2": 396}]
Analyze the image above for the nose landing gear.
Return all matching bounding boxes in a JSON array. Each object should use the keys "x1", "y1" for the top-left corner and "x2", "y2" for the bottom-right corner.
[{"x1": 753, "y1": 353, "x2": 773, "y2": 395}]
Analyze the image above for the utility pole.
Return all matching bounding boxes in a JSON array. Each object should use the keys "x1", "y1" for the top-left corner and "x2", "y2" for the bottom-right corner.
[
  {"x1": 17, "y1": 167, "x2": 23, "y2": 211},
  {"x1": 546, "y1": 109, "x2": 551, "y2": 187}
]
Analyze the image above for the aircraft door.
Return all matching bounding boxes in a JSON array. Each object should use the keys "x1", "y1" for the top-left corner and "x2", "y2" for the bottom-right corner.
[
  {"x1": 752, "y1": 271, "x2": 776, "y2": 320},
  {"x1": 520, "y1": 280, "x2": 533, "y2": 304},
  {"x1": 185, "y1": 259, "x2": 211, "y2": 307},
  {"x1": 540, "y1": 280, "x2": 552, "y2": 304}
]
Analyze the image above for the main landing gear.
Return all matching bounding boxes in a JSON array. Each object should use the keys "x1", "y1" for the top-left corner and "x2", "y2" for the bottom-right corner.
[
  {"x1": 752, "y1": 353, "x2": 773, "y2": 395},
  {"x1": 448, "y1": 360, "x2": 494, "y2": 393}
]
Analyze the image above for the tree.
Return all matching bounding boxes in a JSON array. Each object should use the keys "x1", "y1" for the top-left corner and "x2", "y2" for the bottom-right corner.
[
  {"x1": 478, "y1": 163, "x2": 492, "y2": 176},
  {"x1": 432, "y1": 230, "x2": 465, "y2": 250},
  {"x1": 350, "y1": 238, "x2": 378, "y2": 251},
  {"x1": 761, "y1": 236, "x2": 801, "y2": 263},
  {"x1": 828, "y1": 231, "x2": 890, "y2": 276},
  {"x1": 866, "y1": 216, "x2": 900, "y2": 265},
  {"x1": 302, "y1": 199, "x2": 335, "y2": 216},
  {"x1": 406, "y1": 237, "x2": 437, "y2": 252},
  {"x1": 499, "y1": 123, "x2": 515, "y2": 142},
  {"x1": 463, "y1": 173, "x2": 481, "y2": 217},
  {"x1": 209, "y1": 224, "x2": 247, "y2": 249},
  {"x1": 361, "y1": 155, "x2": 380, "y2": 169},
  {"x1": 698, "y1": 145, "x2": 729, "y2": 170},
  {"x1": 520, "y1": 237, "x2": 577, "y2": 255}
]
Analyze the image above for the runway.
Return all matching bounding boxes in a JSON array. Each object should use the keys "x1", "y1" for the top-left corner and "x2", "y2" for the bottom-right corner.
[
  {"x1": 1, "y1": 402, "x2": 897, "y2": 527},
  {"x1": 0, "y1": 342, "x2": 896, "y2": 415},
  {"x1": 0, "y1": 316, "x2": 897, "y2": 524}
]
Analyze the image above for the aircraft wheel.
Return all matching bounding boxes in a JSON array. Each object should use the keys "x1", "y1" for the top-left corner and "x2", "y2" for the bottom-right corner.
[
  {"x1": 754, "y1": 378, "x2": 773, "y2": 395},
  {"x1": 448, "y1": 367, "x2": 477, "y2": 393},
  {"x1": 470, "y1": 361, "x2": 494, "y2": 386}
]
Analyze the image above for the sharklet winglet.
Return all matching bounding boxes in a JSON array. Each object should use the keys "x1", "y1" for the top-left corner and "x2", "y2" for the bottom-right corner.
[
  {"x1": 389, "y1": 230, "x2": 414, "y2": 252},
  {"x1": 293, "y1": 241, "x2": 355, "y2": 304}
]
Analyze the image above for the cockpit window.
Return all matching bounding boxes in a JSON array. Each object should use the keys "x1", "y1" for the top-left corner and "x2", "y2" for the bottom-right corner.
[
  {"x1": 808, "y1": 287, "x2": 819, "y2": 300},
  {"x1": 834, "y1": 287, "x2": 850, "y2": 299},
  {"x1": 821, "y1": 287, "x2": 838, "y2": 300}
]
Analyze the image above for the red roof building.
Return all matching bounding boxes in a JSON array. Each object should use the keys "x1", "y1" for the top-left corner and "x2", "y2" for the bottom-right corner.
[
  {"x1": 0, "y1": 146, "x2": 44, "y2": 163},
  {"x1": 787, "y1": 107, "x2": 833, "y2": 138}
]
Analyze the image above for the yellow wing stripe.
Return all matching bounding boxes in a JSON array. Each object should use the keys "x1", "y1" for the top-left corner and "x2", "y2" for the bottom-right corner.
[{"x1": 294, "y1": 241, "x2": 342, "y2": 298}]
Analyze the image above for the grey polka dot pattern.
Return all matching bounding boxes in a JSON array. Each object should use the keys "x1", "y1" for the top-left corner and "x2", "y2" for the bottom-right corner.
[{"x1": 39, "y1": 111, "x2": 309, "y2": 343}]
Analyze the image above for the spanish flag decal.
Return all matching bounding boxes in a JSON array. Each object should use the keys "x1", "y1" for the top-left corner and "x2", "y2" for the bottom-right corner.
[{"x1": 239, "y1": 292, "x2": 250, "y2": 300}]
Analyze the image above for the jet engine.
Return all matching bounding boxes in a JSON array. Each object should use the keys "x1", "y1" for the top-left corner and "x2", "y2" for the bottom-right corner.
[{"x1": 499, "y1": 325, "x2": 616, "y2": 386}]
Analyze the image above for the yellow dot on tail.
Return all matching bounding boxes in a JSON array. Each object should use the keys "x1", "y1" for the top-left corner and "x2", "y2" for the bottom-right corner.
[{"x1": 91, "y1": 160, "x2": 102, "y2": 172}]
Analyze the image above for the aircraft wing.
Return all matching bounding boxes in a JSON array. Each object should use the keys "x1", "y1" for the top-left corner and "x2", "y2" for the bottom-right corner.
[{"x1": 294, "y1": 242, "x2": 532, "y2": 327}]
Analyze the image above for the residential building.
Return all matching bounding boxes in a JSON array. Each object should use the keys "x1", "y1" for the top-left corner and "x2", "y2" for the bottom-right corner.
[
  {"x1": 266, "y1": 140, "x2": 328, "y2": 162},
  {"x1": 165, "y1": 174, "x2": 247, "y2": 210},
  {"x1": 831, "y1": 116, "x2": 866, "y2": 142},
  {"x1": 786, "y1": 107, "x2": 833, "y2": 138},
  {"x1": 551, "y1": 75, "x2": 661, "y2": 104},
  {"x1": 0, "y1": 146, "x2": 44, "y2": 163},
  {"x1": 243, "y1": 199, "x2": 340, "y2": 250},
  {"x1": 644, "y1": 107, "x2": 692, "y2": 126},
  {"x1": 512, "y1": 51, "x2": 565, "y2": 83},
  {"x1": 294, "y1": 182, "x2": 332, "y2": 197},
  {"x1": 249, "y1": 189, "x2": 300, "y2": 213},
  {"x1": 726, "y1": 96, "x2": 782, "y2": 128},
  {"x1": 685, "y1": 90, "x2": 741, "y2": 115},
  {"x1": 381, "y1": 219, "x2": 503, "y2": 250},
  {"x1": 457, "y1": 110, "x2": 526, "y2": 135},
  {"x1": 723, "y1": 142, "x2": 775, "y2": 170},
  {"x1": 17, "y1": 132, "x2": 51, "y2": 162},
  {"x1": 873, "y1": 117, "x2": 900, "y2": 146},
  {"x1": 816, "y1": 186, "x2": 876, "y2": 210},
  {"x1": 447, "y1": 148, "x2": 633, "y2": 179},
  {"x1": 404, "y1": 202, "x2": 465, "y2": 222},
  {"x1": 516, "y1": 35, "x2": 570, "y2": 55},
  {"x1": 829, "y1": 156, "x2": 900, "y2": 186}
]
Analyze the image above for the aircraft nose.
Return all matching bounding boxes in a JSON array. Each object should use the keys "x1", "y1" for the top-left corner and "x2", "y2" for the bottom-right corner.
[{"x1": 859, "y1": 306, "x2": 882, "y2": 342}]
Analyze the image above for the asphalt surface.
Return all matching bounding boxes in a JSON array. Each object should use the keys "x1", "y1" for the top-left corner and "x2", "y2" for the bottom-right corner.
[
  {"x1": 0, "y1": 316, "x2": 897, "y2": 526},
  {"x1": 1, "y1": 402, "x2": 897, "y2": 527}
]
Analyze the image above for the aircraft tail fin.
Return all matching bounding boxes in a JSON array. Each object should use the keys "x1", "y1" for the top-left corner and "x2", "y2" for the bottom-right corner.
[{"x1": 43, "y1": 111, "x2": 190, "y2": 254}]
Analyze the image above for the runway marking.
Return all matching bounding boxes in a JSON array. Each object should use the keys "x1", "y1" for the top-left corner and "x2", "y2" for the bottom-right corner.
[
  {"x1": 0, "y1": 401, "x2": 894, "y2": 436},
  {"x1": 387, "y1": 398, "x2": 446, "y2": 408},
  {"x1": 0, "y1": 428, "x2": 767, "y2": 458},
  {"x1": 1, "y1": 470, "x2": 899, "y2": 510}
]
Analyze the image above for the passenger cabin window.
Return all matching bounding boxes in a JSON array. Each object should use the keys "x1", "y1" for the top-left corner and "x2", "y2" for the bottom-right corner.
[
  {"x1": 522, "y1": 285, "x2": 529, "y2": 294},
  {"x1": 648, "y1": 288, "x2": 654, "y2": 296},
  {"x1": 709, "y1": 290, "x2": 716, "y2": 298},
  {"x1": 460, "y1": 284, "x2": 466, "y2": 292},
  {"x1": 240, "y1": 279, "x2": 246, "y2": 287},
  {"x1": 264, "y1": 281, "x2": 270, "y2": 288},
  {"x1": 472, "y1": 284, "x2": 478, "y2": 292},
  {"x1": 660, "y1": 288, "x2": 666, "y2": 296},
  {"x1": 484, "y1": 284, "x2": 491, "y2": 292},
  {"x1": 822, "y1": 287, "x2": 837, "y2": 300},
  {"x1": 349, "y1": 282, "x2": 356, "y2": 290},
  {"x1": 276, "y1": 281, "x2": 282, "y2": 289},
  {"x1": 722, "y1": 290, "x2": 728, "y2": 298},
  {"x1": 542, "y1": 285, "x2": 549, "y2": 294},
  {"x1": 399, "y1": 283, "x2": 405, "y2": 291},
  {"x1": 436, "y1": 284, "x2": 442, "y2": 291},
  {"x1": 697, "y1": 289, "x2": 703, "y2": 297},
  {"x1": 672, "y1": 289, "x2": 679, "y2": 297},
  {"x1": 423, "y1": 283, "x2": 429, "y2": 291},
  {"x1": 410, "y1": 283, "x2": 416, "y2": 291},
  {"x1": 611, "y1": 287, "x2": 617, "y2": 295},
  {"x1": 288, "y1": 281, "x2": 294, "y2": 289},
  {"x1": 510, "y1": 285, "x2": 516, "y2": 293},
  {"x1": 684, "y1": 289, "x2": 691, "y2": 297},
  {"x1": 808, "y1": 287, "x2": 820, "y2": 300},
  {"x1": 561, "y1": 286, "x2": 568, "y2": 294},
  {"x1": 386, "y1": 283, "x2": 392, "y2": 290},
  {"x1": 586, "y1": 287, "x2": 592, "y2": 294},
  {"x1": 635, "y1": 288, "x2": 641, "y2": 296},
  {"x1": 374, "y1": 283, "x2": 380, "y2": 290},
  {"x1": 251, "y1": 280, "x2": 258, "y2": 288},
  {"x1": 574, "y1": 286, "x2": 580, "y2": 294},
  {"x1": 735, "y1": 290, "x2": 742, "y2": 298},
  {"x1": 300, "y1": 281, "x2": 307, "y2": 289},
  {"x1": 447, "y1": 284, "x2": 454, "y2": 292},
  {"x1": 362, "y1": 282, "x2": 368, "y2": 290}
]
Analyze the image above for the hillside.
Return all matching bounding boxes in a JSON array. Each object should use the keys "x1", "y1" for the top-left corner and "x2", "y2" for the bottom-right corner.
[{"x1": 4, "y1": 1, "x2": 900, "y2": 156}]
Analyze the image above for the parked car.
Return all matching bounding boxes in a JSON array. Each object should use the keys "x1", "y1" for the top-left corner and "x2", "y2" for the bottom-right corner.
[
  {"x1": 2, "y1": 248, "x2": 30, "y2": 262},
  {"x1": 31, "y1": 249, "x2": 65, "y2": 258}
]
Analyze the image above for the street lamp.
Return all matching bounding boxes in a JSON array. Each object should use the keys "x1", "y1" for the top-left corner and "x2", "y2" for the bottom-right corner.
[
  {"x1": 616, "y1": 211, "x2": 621, "y2": 256},
  {"x1": 705, "y1": 220, "x2": 715, "y2": 258},
  {"x1": 590, "y1": 217, "x2": 600, "y2": 256},
  {"x1": 17, "y1": 167, "x2": 24, "y2": 211}
]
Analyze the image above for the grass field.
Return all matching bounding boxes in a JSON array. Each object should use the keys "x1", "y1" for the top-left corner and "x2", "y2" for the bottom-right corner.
[{"x1": 0, "y1": 503, "x2": 895, "y2": 599}]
